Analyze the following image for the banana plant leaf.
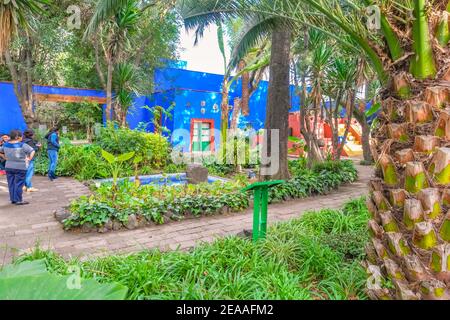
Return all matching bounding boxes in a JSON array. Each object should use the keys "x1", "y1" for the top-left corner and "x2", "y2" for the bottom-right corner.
[{"x1": 0, "y1": 260, "x2": 128, "y2": 300}]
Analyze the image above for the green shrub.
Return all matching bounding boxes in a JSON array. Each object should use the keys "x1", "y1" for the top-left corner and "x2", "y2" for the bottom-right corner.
[
  {"x1": 35, "y1": 125, "x2": 171, "y2": 180},
  {"x1": 288, "y1": 157, "x2": 308, "y2": 176},
  {"x1": 20, "y1": 198, "x2": 369, "y2": 300},
  {"x1": 95, "y1": 124, "x2": 170, "y2": 168},
  {"x1": 269, "y1": 160, "x2": 358, "y2": 203},
  {"x1": 35, "y1": 143, "x2": 112, "y2": 180}
]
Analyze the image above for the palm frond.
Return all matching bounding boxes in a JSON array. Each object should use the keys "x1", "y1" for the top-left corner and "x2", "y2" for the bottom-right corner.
[
  {"x1": 227, "y1": 14, "x2": 278, "y2": 73},
  {"x1": 0, "y1": 0, "x2": 48, "y2": 54},
  {"x1": 84, "y1": 0, "x2": 130, "y2": 38}
]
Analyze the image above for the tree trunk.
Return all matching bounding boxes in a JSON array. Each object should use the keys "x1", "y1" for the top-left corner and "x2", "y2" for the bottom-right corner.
[
  {"x1": 4, "y1": 47, "x2": 36, "y2": 127},
  {"x1": 336, "y1": 93, "x2": 356, "y2": 159},
  {"x1": 365, "y1": 1, "x2": 450, "y2": 300},
  {"x1": 353, "y1": 100, "x2": 373, "y2": 163},
  {"x1": 230, "y1": 97, "x2": 241, "y2": 130},
  {"x1": 359, "y1": 115, "x2": 372, "y2": 163},
  {"x1": 220, "y1": 77, "x2": 230, "y2": 163},
  {"x1": 261, "y1": 28, "x2": 291, "y2": 180},
  {"x1": 105, "y1": 60, "x2": 113, "y2": 122},
  {"x1": 240, "y1": 60, "x2": 250, "y2": 116}
]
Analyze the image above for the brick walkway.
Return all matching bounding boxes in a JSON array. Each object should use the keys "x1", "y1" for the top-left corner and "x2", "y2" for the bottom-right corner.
[{"x1": 0, "y1": 164, "x2": 372, "y2": 264}]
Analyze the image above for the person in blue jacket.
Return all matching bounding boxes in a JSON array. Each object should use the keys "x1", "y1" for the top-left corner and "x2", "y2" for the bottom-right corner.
[
  {"x1": 45, "y1": 126, "x2": 60, "y2": 181},
  {"x1": 0, "y1": 130, "x2": 35, "y2": 205}
]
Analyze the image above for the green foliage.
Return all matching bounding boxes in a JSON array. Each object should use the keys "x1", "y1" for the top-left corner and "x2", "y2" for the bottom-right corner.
[
  {"x1": 95, "y1": 124, "x2": 169, "y2": 168},
  {"x1": 269, "y1": 160, "x2": 358, "y2": 203},
  {"x1": 101, "y1": 149, "x2": 135, "y2": 187},
  {"x1": 202, "y1": 156, "x2": 235, "y2": 177},
  {"x1": 65, "y1": 179, "x2": 249, "y2": 229},
  {"x1": 35, "y1": 126, "x2": 171, "y2": 180},
  {"x1": 0, "y1": 259, "x2": 127, "y2": 300},
  {"x1": 65, "y1": 160, "x2": 358, "y2": 229},
  {"x1": 288, "y1": 157, "x2": 307, "y2": 176},
  {"x1": 22, "y1": 198, "x2": 369, "y2": 300},
  {"x1": 35, "y1": 143, "x2": 111, "y2": 181}
]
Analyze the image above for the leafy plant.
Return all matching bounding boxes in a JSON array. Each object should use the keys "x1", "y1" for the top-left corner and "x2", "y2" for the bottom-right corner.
[
  {"x1": 95, "y1": 123, "x2": 169, "y2": 168},
  {"x1": 23, "y1": 198, "x2": 370, "y2": 300},
  {"x1": 0, "y1": 259, "x2": 127, "y2": 300},
  {"x1": 64, "y1": 160, "x2": 358, "y2": 231},
  {"x1": 101, "y1": 150, "x2": 135, "y2": 186}
]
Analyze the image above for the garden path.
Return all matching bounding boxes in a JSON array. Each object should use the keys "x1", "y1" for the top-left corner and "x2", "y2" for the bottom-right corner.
[{"x1": 0, "y1": 162, "x2": 373, "y2": 264}]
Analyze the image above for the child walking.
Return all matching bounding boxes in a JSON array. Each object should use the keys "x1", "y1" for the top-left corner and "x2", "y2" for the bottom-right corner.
[{"x1": 0, "y1": 130, "x2": 35, "y2": 205}]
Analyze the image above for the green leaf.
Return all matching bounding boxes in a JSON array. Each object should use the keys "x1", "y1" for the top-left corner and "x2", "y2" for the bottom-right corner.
[
  {"x1": 365, "y1": 102, "x2": 381, "y2": 117},
  {"x1": 0, "y1": 260, "x2": 47, "y2": 278},
  {"x1": 288, "y1": 136, "x2": 302, "y2": 143},
  {"x1": 117, "y1": 151, "x2": 135, "y2": 162},
  {"x1": 410, "y1": 0, "x2": 437, "y2": 79},
  {"x1": 101, "y1": 149, "x2": 116, "y2": 164},
  {"x1": 133, "y1": 155, "x2": 143, "y2": 164},
  {"x1": 0, "y1": 260, "x2": 128, "y2": 300},
  {"x1": 0, "y1": 275, "x2": 127, "y2": 300}
]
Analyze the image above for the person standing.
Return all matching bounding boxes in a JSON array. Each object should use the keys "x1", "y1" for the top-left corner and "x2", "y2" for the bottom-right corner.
[
  {"x1": 0, "y1": 133, "x2": 9, "y2": 175},
  {"x1": 0, "y1": 130, "x2": 35, "y2": 205},
  {"x1": 23, "y1": 129, "x2": 41, "y2": 192},
  {"x1": 45, "y1": 126, "x2": 60, "y2": 181}
]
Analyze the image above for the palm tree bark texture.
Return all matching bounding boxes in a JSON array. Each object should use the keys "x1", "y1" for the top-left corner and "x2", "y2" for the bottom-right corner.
[
  {"x1": 365, "y1": 0, "x2": 450, "y2": 300},
  {"x1": 261, "y1": 28, "x2": 292, "y2": 180}
]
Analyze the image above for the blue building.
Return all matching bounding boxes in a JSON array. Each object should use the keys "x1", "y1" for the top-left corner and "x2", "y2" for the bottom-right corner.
[
  {"x1": 0, "y1": 66, "x2": 302, "y2": 152},
  {"x1": 126, "y1": 67, "x2": 301, "y2": 152}
]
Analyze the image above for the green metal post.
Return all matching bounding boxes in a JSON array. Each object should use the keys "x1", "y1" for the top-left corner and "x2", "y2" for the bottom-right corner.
[
  {"x1": 252, "y1": 188, "x2": 261, "y2": 241},
  {"x1": 242, "y1": 180, "x2": 284, "y2": 242},
  {"x1": 260, "y1": 186, "x2": 269, "y2": 239}
]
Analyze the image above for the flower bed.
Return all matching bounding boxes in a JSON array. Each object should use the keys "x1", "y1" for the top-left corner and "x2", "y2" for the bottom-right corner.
[{"x1": 60, "y1": 160, "x2": 358, "y2": 233}]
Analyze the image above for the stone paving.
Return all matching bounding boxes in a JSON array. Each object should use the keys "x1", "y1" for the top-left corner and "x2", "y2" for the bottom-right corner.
[{"x1": 0, "y1": 164, "x2": 373, "y2": 264}]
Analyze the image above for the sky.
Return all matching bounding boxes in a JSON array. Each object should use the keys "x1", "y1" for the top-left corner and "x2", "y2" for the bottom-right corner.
[{"x1": 178, "y1": 24, "x2": 230, "y2": 75}]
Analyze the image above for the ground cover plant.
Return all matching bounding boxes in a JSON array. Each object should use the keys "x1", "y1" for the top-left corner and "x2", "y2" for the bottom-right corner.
[
  {"x1": 269, "y1": 159, "x2": 358, "y2": 202},
  {"x1": 62, "y1": 160, "x2": 358, "y2": 232},
  {"x1": 17, "y1": 198, "x2": 370, "y2": 300},
  {"x1": 64, "y1": 179, "x2": 249, "y2": 230}
]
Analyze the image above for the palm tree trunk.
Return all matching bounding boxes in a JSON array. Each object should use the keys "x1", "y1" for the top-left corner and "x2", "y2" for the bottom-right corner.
[
  {"x1": 353, "y1": 107, "x2": 373, "y2": 163},
  {"x1": 365, "y1": 0, "x2": 450, "y2": 301},
  {"x1": 4, "y1": 47, "x2": 36, "y2": 127},
  {"x1": 262, "y1": 28, "x2": 291, "y2": 180},
  {"x1": 105, "y1": 60, "x2": 113, "y2": 122},
  {"x1": 220, "y1": 77, "x2": 229, "y2": 163},
  {"x1": 240, "y1": 60, "x2": 250, "y2": 116}
]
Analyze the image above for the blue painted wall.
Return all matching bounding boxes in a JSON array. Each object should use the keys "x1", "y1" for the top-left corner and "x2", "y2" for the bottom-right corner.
[
  {"x1": 1, "y1": 66, "x2": 373, "y2": 152},
  {"x1": 0, "y1": 82, "x2": 27, "y2": 133},
  {"x1": 0, "y1": 81, "x2": 106, "y2": 134},
  {"x1": 135, "y1": 67, "x2": 303, "y2": 151}
]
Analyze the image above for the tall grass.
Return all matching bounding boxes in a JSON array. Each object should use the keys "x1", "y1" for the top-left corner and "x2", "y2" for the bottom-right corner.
[{"x1": 18, "y1": 198, "x2": 370, "y2": 300}]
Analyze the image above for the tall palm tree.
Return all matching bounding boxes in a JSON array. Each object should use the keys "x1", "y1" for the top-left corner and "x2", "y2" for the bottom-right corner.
[
  {"x1": 181, "y1": 0, "x2": 450, "y2": 299},
  {"x1": 179, "y1": 0, "x2": 294, "y2": 179},
  {"x1": 113, "y1": 62, "x2": 144, "y2": 127},
  {"x1": 90, "y1": 0, "x2": 140, "y2": 121},
  {"x1": 251, "y1": 0, "x2": 450, "y2": 300}
]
